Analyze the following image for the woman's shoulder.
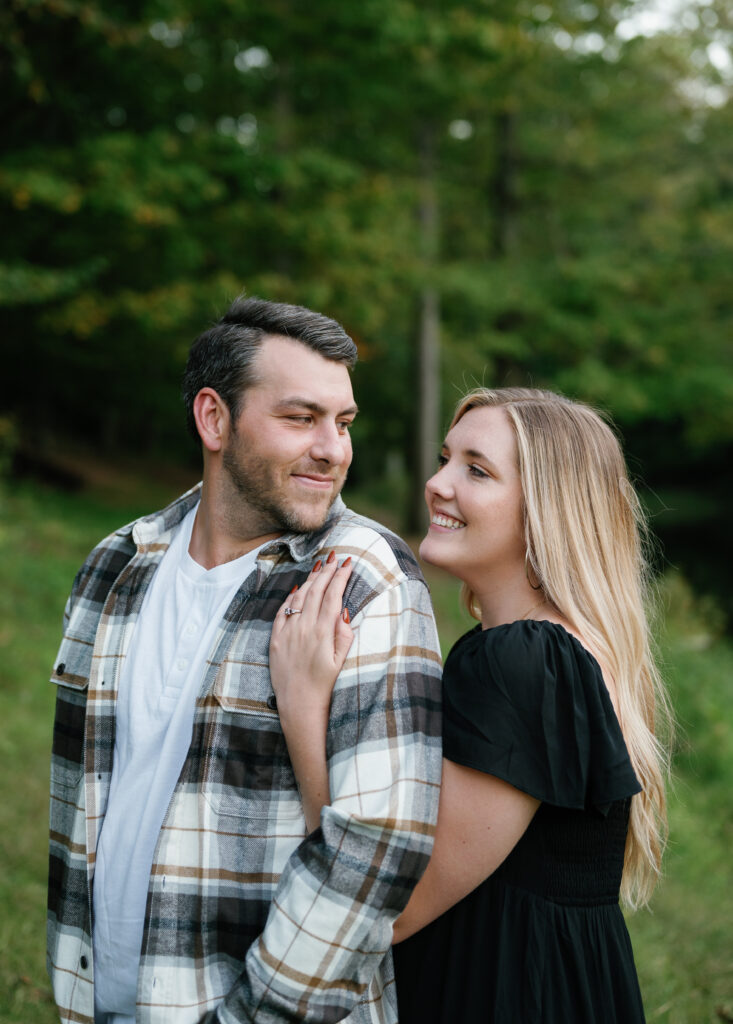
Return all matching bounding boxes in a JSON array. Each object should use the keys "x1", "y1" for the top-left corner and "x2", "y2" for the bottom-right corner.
[
  {"x1": 445, "y1": 618, "x2": 604, "y2": 694},
  {"x1": 442, "y1": 619, "x2": 640, "y2": 809}
]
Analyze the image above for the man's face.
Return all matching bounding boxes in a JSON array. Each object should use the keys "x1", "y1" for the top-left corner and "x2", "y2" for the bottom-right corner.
[{"x1": 222, "y1": 335, "x2": 357, "y2": 535}]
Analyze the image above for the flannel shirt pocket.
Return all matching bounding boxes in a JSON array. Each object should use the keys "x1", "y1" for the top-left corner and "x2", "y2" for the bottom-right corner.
[
  {"x1": 202, "y1": 670, "x2": 303, "y2": 820},
  {"x1": 50, "y1": 636, "x2": 90, "y2": 796}
]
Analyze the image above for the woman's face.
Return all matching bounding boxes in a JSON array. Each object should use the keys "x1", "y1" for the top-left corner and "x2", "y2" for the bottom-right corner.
[{"x1": 419, "y1": 405, "x2": 526, "y2": 590}]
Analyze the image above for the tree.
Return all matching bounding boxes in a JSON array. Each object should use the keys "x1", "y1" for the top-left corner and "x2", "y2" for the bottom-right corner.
[{"x1": 2, "y1": 0, "x2": 732, "y2": 616}]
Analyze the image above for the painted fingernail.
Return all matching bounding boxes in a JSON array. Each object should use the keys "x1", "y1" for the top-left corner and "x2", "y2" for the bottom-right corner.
[
  {"x1": 326, "y1": 550, "x2": 336, "y2": 564},
  {"x1": 342, "y1": 557, "x2": 352, "y2": 567},
  {"x1": 289, "y1": 585, "x2": 298, "y2": 594},
  {"x1": 342, "y1": 607, "x2": 350, "y2": 623},
  {"x1": 313, "y1": 559, "x2": 322, "y2": 572}
]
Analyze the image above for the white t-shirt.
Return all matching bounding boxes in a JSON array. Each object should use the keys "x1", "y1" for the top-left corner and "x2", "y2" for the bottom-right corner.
[{"x1": 92, "y1": 505, "x2": 265, "y2": 1022}]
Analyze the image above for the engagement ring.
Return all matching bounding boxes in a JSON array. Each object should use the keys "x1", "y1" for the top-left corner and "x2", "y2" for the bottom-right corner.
[{"x1": 284, "y1": 607, "x2": 302, "y2": 616}]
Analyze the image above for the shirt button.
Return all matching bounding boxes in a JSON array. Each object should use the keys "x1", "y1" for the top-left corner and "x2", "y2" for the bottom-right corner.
[
  {"x1": 56, "y1": 663, "x2": 66, "y2": 676},
  {"x1": 266, "y1": 694, "x2": 277, "y2": 711},
  {"x1": 80, "y1": 955, "x2": 89, "y2": 970},
  {"x1": 176, "y1": 658, "x2": 187, "y2": 671},
  {"x1": 185, "y1": 624, "x2": 196, "y2": 636}
]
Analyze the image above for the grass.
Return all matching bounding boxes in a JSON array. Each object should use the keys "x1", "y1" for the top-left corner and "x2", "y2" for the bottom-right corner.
[
  {"x1": 0, "y1": 478, "x2": 187, "y2": 1024},
  {"x1": 627, "y1": 577, "x2": 733, "y2": 1023},
  {"x1": 1, "y1": 478, "x2": 731, "y2": 1023}
]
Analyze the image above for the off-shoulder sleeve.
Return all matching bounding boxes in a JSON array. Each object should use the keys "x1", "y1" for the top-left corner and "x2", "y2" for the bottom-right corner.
[{"x1": 442, "y1": 621, "x2": 641, "y2": 812}]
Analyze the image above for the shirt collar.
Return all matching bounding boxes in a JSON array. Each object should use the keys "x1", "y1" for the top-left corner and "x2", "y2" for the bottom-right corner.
[
  {"x1": 124, "y1": 483, "x2": 346, "y2": 563},
  {"x1": 259, "y1": 495, "x2": 347, "y2": 562}
]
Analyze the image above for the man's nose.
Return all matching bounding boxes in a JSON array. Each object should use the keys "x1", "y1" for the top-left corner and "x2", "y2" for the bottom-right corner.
[{"x1": 310, "y1": 422, "x2": 351, "y2": 466}]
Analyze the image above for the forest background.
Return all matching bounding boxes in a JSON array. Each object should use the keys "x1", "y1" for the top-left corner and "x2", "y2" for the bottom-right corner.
[{"x1": 1, "y1": 0, "x2": 732, "y2": 1021}]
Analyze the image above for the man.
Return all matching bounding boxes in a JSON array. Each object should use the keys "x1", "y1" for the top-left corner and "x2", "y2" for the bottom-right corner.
[{"x1": 47, "y1": 297, "x2": 443, "y2": 1024}]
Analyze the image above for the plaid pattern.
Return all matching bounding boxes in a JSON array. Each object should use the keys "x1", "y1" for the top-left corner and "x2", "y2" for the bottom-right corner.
[{"x1": 48, "y1": 484, "x2": 442, "y2": 1024}]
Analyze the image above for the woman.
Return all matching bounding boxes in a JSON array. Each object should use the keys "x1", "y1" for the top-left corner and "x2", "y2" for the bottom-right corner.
[{"x1": 269, "y1": 387, "x2": 670, "y2": 1022}]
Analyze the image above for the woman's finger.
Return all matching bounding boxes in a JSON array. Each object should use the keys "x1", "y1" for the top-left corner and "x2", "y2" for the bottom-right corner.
[
  {"x1": 277, "y1": 555, "x2": 324, "y2": 618},
  {"x1": 303, "y1": 552, "x2": 339, "y2": 598},
  {"x1": 333, "y1": 606, "x2": 354, "y2": 666},
  {"x1": 318, "y1": 558, "x2": 352, "y2": 623},
  {"x1": 273, "y1": 553, "x2": 334, "y2": 639},
  {"x1": 292, "y1": 552, "x2": 341, "y2": 619},
  {"x1": 274, "y1": 552, "x2": 351, "y2": 642},
  {"x1": 274, "y1": 584, "x2": 300, "y2": 628},
  {"x1": 270, "y1": 557, "x2": 354, "y2": 704}
]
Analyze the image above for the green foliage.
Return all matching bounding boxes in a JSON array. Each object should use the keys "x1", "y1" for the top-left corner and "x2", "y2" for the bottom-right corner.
[
  {"x1": 3, "y1": 0, "x2": 732, "y2": 440},
  {"x1": 0, "y1": 258, "x2": 106, "y2": 306},
  {"x1": 627, "y1": 574, "x2": 733, "y2": 1022},
  {"x1": 659, "y1": 574, "x2": 733, "y2": 794},
  {"x1": 1, "y1": 0, "x2": 731, "y2": 604},
  {"x1": 0, "y1": 417, "x2": 19, "y2": 479}
]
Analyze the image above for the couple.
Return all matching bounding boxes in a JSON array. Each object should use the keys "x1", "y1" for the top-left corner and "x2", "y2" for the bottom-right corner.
[{"x1": 48, "y1": 297, "x2": 668, "y2": 1023}]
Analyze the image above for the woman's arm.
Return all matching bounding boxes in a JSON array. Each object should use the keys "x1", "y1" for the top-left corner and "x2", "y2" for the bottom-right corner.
[
  {"x1": 276, "y1": 703, "x2": 332, "y2": 834},
  {"x1": 271, "y1": 558, "x2": 538, "y2": 937},
  {"x1": 392, "y1": 758, "x2": 540, "y2": 943},
  {"x1": 269, "y1": 553, "x2": 353, "y2": 832}
]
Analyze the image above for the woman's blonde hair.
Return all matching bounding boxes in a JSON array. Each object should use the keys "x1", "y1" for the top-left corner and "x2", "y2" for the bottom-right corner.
[{"x1": 451, "y1": 387, "x2": 671, "y2": 909}]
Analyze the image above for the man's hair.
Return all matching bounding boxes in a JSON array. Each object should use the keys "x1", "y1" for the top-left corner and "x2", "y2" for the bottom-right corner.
[
  {"x1": 450, "y1": 387, "x2": 671, "y2": 911},
  {"x1": 182, "y1": 296, "x2": 358, "y2": 441}
]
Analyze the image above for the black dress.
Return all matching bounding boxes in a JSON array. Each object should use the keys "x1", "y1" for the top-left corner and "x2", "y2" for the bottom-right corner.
[{"x1": 393, "y1": 620, "x2": 646, "y2": 1023}]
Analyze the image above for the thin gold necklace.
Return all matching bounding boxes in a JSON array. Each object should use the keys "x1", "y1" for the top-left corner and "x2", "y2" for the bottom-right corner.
[{"x1": 521, "y1": 598, "x2": 547, "y2": 620}]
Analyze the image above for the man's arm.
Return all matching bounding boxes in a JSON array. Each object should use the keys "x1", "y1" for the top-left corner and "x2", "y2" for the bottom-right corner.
[{"x1": 212, "y1": 574, "x2": 442, "y2": 1023}]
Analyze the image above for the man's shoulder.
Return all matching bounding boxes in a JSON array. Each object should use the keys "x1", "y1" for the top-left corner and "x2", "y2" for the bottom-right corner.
[
  {"x1": 73, "y1": 485, "x2": 201, "y2": 592},
  {"x1": 326, "y1": 505, "x2": 425, "y2": 588},
  {"x1": 76, "y1": 519, "x2": 137, "y2": 578}
]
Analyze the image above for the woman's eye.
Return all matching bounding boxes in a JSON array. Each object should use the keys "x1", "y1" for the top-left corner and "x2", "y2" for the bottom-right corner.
[
  {"x1": 437, "y1": 454, "x2": 448, "y2": 468},
  {"x1": 469, "y1": 464, "x2": 489, "y2": 479}
]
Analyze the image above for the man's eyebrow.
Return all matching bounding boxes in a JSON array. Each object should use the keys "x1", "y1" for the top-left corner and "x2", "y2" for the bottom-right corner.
[{"x1": 274, "y1": 397, "x2": 359, "y2": 416}]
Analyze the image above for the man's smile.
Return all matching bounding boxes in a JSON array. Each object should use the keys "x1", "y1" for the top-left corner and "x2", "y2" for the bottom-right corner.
[{"x1": 291, "y1": 472, "x2": 337, "y2": 490}]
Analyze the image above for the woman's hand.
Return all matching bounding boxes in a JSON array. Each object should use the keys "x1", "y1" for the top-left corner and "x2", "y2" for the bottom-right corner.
[
  {"x1": 270, "y1": 551, "x2": 354, "y2": 717},
  {"x1": 269, "y1": 551, "x2": 354, "y2": 831}
]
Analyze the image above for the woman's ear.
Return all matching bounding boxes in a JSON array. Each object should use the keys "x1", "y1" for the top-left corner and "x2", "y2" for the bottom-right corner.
[{"x1": 192, "y1": 388, "x2": 230, "y2": 452}]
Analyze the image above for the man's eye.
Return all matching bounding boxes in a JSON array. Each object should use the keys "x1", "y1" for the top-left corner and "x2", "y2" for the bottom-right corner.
[
  {"x1": 289, "y1": 416, "x2": 312, "y2": 424},
  {"x1": 337, "y1": 421, "x2": 352, "y2": 433}
]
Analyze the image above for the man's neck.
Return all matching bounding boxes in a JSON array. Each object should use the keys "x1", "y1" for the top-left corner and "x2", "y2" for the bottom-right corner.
[{"x1": 188, "y1": 492, "x2": 282, "y2": 570}]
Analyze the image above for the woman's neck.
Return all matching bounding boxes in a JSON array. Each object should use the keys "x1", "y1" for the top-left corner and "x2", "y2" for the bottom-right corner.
[{"x1": 476, "y1": 577, "x2": 550, "y2": 631}]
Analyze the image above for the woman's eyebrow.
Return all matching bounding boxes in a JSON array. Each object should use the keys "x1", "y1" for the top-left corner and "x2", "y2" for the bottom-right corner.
[
  {"x1": 463, "y1": 447, "x2": 500, "y2": 473},
  {"x1": 441, "y1": 441, "x2": 500, "y2": 473}
]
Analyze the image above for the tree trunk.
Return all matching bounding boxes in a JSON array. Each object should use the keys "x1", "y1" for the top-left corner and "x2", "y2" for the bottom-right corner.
[
  {"x1": 409, "y1": 123, "x2": 441, "y2": 534},
  {"x1": 491, "y1": 110, "x2": 518, "y2": 258},
  {"x1": 272, "y1": 75, "x2": 293, "y2": 277}
]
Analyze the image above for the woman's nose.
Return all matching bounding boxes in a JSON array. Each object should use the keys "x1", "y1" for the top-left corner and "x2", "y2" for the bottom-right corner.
[{"x1": 425, "y1": 465, "x2": 453, "y2": 501}]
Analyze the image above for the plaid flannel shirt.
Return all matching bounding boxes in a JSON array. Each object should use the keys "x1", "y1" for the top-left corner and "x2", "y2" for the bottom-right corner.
[{"x1": 48, "y1": 484, "x2": 442, "y2": 1024}]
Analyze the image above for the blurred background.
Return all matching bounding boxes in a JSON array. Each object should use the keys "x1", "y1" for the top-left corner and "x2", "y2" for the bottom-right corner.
[{"x1": 1, "y1": 1, "x2": 731, "y2": 1021}]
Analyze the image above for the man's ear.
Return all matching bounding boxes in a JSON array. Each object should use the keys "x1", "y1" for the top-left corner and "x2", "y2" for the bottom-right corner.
[{"x1": 193, "y1": 388, "x2": 230, "y2": 452}]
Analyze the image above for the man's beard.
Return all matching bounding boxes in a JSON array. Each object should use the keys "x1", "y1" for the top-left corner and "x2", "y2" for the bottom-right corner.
[{"x1": 222, "y1": 443, "x2": 344, "y2": 535}]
